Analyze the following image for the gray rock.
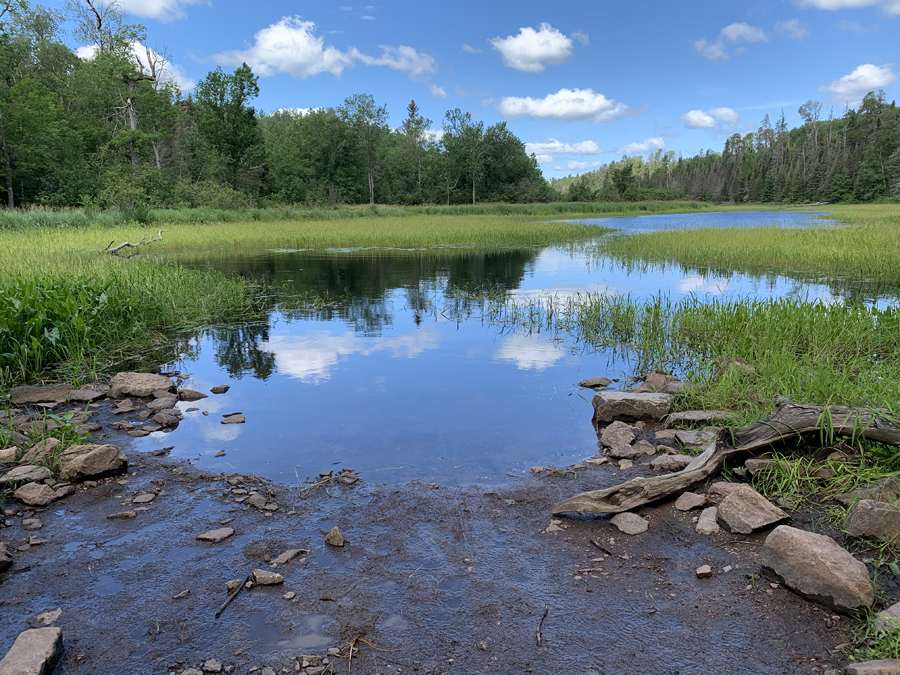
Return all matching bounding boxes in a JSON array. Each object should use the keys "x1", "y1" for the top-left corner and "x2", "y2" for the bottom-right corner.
[
  {"x1": 649, "y1": 454, "x2": 692, "y2": 473},
  {"x1": 221, "y1": 413, "x2": 245, "y2": 425},
  {"x1": 599, "y1": 421, "x2": 635, "y2": 449},
  {"x1": 108, "y1": 372, "x2": 175, "y2": 398},
  {"x1": 761, "y1": 525, "x2": 874, "y2": 612},
  {"x1": 152, "y1": 409, "x2": 183, "y2": 428},
  {"x1": 696, "y1": 507, "x2": 720, "y2": 535},
  {"x1": 630, "y1": 372, "x2": 678, "y2": 393},
  {"x1": 9, "y1": 385, "x2": 74, "y2": 405},
  {"x1": 836, "y1": 477, "x2": 900, "y2": 507},
  {"x1": 197, "y1": 528, "x2": 234, "y2": 543},
  {"x1": 246, "y1": 494, "x2": 267, "y2": 509},
  {"x1": 151, "y1": 389, "x2": 177, "y2": 400},
  {"x1": 146, "y1": 397, "x2": 176, "y2": 411},
  {"x1": 178, "y1": 389, "x2": 209, "y2": 402},
  {"x1": 606, "y1": 443, "x2": 642, "y2": 460},
  {"x1": 675, "y1": 430, "x2": 717, "y2": 448},
  {"x1": 577, "y1": 376, "x2": 612, "y2": 389},
  {"x1": 0, "y1": 447, "x2": 21, "y2": 464},
  {"x1": 132, "y1": 493, "x2": 156, "y2": 504},
  {"x1": 610, "y1": 512, "x2": 649, "y2": 535},
  {"x1": 876, "y1": 601, "x2": 900, "y2": 632},
  {"x1": 210, "y1": 385, "x2": 230, "y2": 394},
  {"x1": 59, "y1": 444, "x2": 127, "y2": 481},
  {"x1": 271, "y1": 548, "x2": 306, "y2": 567},
  {"x1": 22, "y1": 518, "x2": 43, "y2": 531},
  {"x1": 252, "y1": 569, "x2": 284, "y2": 585},
  {"x1": 707, "y1": 481, "x2": 741, "y2": 497},
  {"x1": 745, "y1": 458, "x2": 781, "y2": 476},
  {"x1": 845, "y1": 500, "x2": 900, "y2": 542},
  {"x1": 202, "y1": 658, "x2": 223, "y2": 673},
  {"x1": 107, "y1": 511, "x2": 137, "y2": 520},
  {"x1": 666, "y1": 410, "x2": 730, "y2": 427},
  {"x1": 662, "y1": 381, "x2": 696, "y2": 395},
  {"x1": 28, "y1": 609, "x2": 62, "y2": 628},
  {"x1": 618, "y1": 459, "x2": 634, "y2": 470},
  {"x1": 0, "y1": 542, "x2": 12, "y2": 573},
  {"x1": 632, "y1": 440, "x2": 658, "y2": 456},
  {"x1": 67, "y1": 389, "x2": 104, "y2": 403},
  {"x1": 325, "y1": 526, "x2": 345, "y2": 547},
  {"x1": 717, "y1": 485, "x2": 788, "y2": 534},
  {"x1": 846, "y1": 661, "x2": 900, "y2": 675},
  {"x1": 592, "y1": 391, "x2": 673, "y2": 424},
  {"x1": 226, "y1": 579, "x2": 242, "y2": 593},
  {"x1": 0, "y1": 627, "x2": 62, "y2": 674},
  {"x1": 14, "y1": 483, "x2": 55, "y2": 507},
  {"x1": 19, "y1": 438, "x2": 61, "y2": 465},
  {"x1": 696, "y1": 565, "x2": 712, "y2": 578},
  {"x1": 674, "y1": 492, "x2": 709, "y2": 511},
  {"x1": 0, "y1": 465, "x2": 52, "y2": 485}
]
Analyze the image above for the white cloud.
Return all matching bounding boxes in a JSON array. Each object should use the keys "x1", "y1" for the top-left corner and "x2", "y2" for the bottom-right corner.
[
  {"x1": 494, "y1": 334, "x2": 566, "y2": 371},
  {"x1": 498, "y1": 88, "x2": 632, "y2": 123},
  {"x1": 820, "y1": 63, "x2": 898, "y2": 102},
  {"x1": 429, "y1": 84, "x2": 447, "y2": 98},
  {"x1": 566, "y1": 160, "x2": 603, "y2": 171},
  {"x1": 616, "y1": 137, "x2": 665, "y2": 154},
  {"x1": 461, "y1": 43, "x2": 481, "y2": 54},
  {"x1": 489, "y1": 22, "x2": 576, "y2": 72},
  {"x1": 775, "y1": 18, "x2": 810, "y2": 39},
  {"x1": 693, "y1": 39, "x2": 729, "y2": 61},
  {"x1": 118, "y1": 0, "x2": 206, "y2": 22},
  {"x1": 682, "y1": 107, "x2": 740, "y2": 130},
  {"x1": 797, "y1": 0, "x2": 900, "y2": 16},
  {"x1": 350, "y1": 45, "x2": 436, "y2": 80},
  {"x1": 77, "y1": 42, "x2": 195, "y2": 91},
  {"x1": 694, "y1": 22, "x2": 768, "y2": 60},
  {"x1": 571, "y1": 30, "x2": 590, "y2": 46},
  {"x1": 525, "y1": 139, "x2": 604, "y2": 156}
]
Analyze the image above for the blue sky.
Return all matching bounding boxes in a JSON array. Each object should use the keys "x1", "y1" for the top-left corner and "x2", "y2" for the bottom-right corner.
[{"x1": 60, "y1": 0, "x2": 900, "y2": 179}]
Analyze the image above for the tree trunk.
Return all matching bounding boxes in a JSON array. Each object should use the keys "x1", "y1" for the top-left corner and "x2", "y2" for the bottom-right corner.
[
  {"x1": 0, "y1": 107, "x2": 13, "y2": 208},
  {"x1": 368, "y1": 170, "x2": 374, "y2": 205},
  {"x1": 472, "y1": 178, "x2": 475, "y2": 205},
  {"x1": 552, "y1": 397, "x2": 900, "y2": 515},
  {"x1": 125, "y1": 78, "x2": 140, "y2": 167}
]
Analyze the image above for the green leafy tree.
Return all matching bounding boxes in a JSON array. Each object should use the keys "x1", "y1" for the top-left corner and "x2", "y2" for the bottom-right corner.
[{"x1": 338, "y1": 93, "x2": 388, "y2": 204}]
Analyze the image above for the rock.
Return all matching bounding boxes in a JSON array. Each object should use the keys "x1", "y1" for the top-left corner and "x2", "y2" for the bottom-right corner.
[
  {"x1": 152, "y1": 409, "x2": 183, "y2": 428},
  {"x1": 0, "y1": 542, "x2": 12, "y2": 573},
  {"x1": 28, "y1": 609, "x2": 62, "y2": 628},
  {"x1": 9, "y1": 385, "x2": 74, "y2": 405},
  {"x1": 745, "y1": 458, "x2": 781, "y2": 477},
  {"x1": 761, "y1": 525, "x2": 874, "y2": 612},
  {"x1": 127, "y1": 430, "x2": 150, "y2": 438},
  {"x1": 607, "y1": 444, "x2": 642, "y2": 460},
  {"x1": 675, "y1": 430, "x2": 716, "y2": 448},
  {"x1": 283, "y1": 591, "x2": 296, "y2": 600},
  {"x1": 630, "y1": 372, "x2": 677, "y2": 393},
  {"x1": 52, "y1": 485, "x2": 75, "y2": 500},
  {"x1": 707, "y1": 481, "x2": 741, "y2": 497},
  {"x1": 20, "y1": 438, "x2": 61, "y2": 465},
  {"x1": 197, "y1": 528, "x2": 234, "y2": 543},
  {"x1": 0, "y1": 627, "x2": 62, "y2": 674},
  {"x1": 107, "y1": 511, "x2": 136, "y2": 520},
  {"x1": 846, "y1": 661, "x2": 900, "y2": 675},
  {"x1": 146, "y1": 397, "x2": 176, "y2": 411},
  {"x1": 108, "y1": 372, "x2": 175, "y2": 398},
  {"x1": 592, "y1": 391, "x2": 673, "y2": 424},
  {"x1": 876, "y1": 601, "x2": 900, "y2": 632},
  {"x1": 221, "y1": 414, "x2": 245, "y2": 425},
  {"x1": 610, "y1": 512, "x2": 649, "y2": 535},
  {"x1": 178, "y1": 389, "x2": 208, "y2": 402},
  {"x1": 211, "y1": 385, "x2": 230, "y2": 394},
  {"x1": 0, "y1": 465, "x2": 52, "y2": 485},
  {"x1": 835, "y1": 477, "x2": 900, "y2": 507},
  {"x1": 714, "y1": 357, "x2": 756, "y2": 379},
  {"x1": 618, "y1": 459, "x2": 634, "y2": 470},
  {"x1": 530, "y1": 466, "x2": 544, "y2": 474},
  {"x1": 577, "y1": 376, "x2": 611, "y2": 389},
  {"x1": 133, "y1": 493, "x2": 156, "y2": 504},
  {"x1": 717, "y1": 485, "x2": 788, "y2": 534},
  {"x1": 585, "y1": 457, "x2": 609, "y2": 466},
  {"x1": 202, "y1": 658, "x2": 223, "y2": 673},
  {"x1": 599, "y1": 421, "x2": 636, "y2": 449},
  {"x1": 674, "y1": 492, "x2": 709, "y2": 512},
  {"x1": 696, "y1": 565, "x2": 712, "y2": 578},
  {"x1": 67, "y1": 389, "x2": 104, "y2": 403},
  {"x1": 151, "y1": 389, "x2": 177, "y2": 400},
  {"x1": 662, "y1": 381, "x2": 696, "y2": 395},
  {"x1": 845, "y1": 500, "x2": 900, "y2": 542},
  {"x1": 632, "y1": 440, "x2": 658, "y2": 456},
  {"x1": 226, "y1": 579, "x2": 242, "y2": 593},
  {"x1": 696, "y1": 507, "x2": 720, "y2": 535},
  {"x1": 14, "y1": 483, "x2": 55, "y2": 507},
  {"x1": 252, "y1": 569, "x2": 284, "y2": 586},
  {"x1": 325, "y1": 526, "x2": 345, "y2": 547},
  {"x1": 0, "y1": 447, "x2": 20, "y2": 464},
  {"x1": 246, "y1": 494, "x2": 267, "y2": 509},
  {"x1": 649, "y1": 454, "x2": 692, "y2": 473},
  {"x1": 59, "y1": 444, "x2": 127, "y2": 481},
  {"x1": 666, "y1": 410, "x2": 730, "y2": 427},
  {"x1": 22, "y1": 518, "x2": 43, "y2": 531},
  {"x1": 271, "y1": 549, "x2": 305, "y2": 567}
]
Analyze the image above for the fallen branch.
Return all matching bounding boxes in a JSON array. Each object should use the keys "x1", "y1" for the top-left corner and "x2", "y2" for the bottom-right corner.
[
  {"x1": 552, "y1": 397, "x2": 900, "y2": 515},
  {"x1": 536, "y1": 606, "x2": 549, "y2": 647},
  {"x1": 105, "y1": 229, "x2": 165, "y2": 254},
  {"x1": 214, "y1": 573, "x2": 251, "y2": 618}
]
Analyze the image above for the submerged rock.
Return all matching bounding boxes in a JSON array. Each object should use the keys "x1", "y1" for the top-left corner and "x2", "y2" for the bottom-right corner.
[
  {"x1": 845, "y1": 500, "x2": 900, "y2": 542},
  {"x1": 108, "y1": 372, "x2": 175, "y2": 398},
  {"x1": 593, "y1": 391, "x2": 673, "y2": 424},
  {"x1": 717, "y1": 485, "x2": 788, "y2": 534}
]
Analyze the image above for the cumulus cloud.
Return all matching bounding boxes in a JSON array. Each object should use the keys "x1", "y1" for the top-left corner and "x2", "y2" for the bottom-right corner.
[
  {"x1": 820, "y1": 63, "x2": 898, "y2": 102},
  {"x1": 498, "y1": 88, "x2": 633, "y2": 123},
  {"x1": 77, "y1": 42, "x2": 195, "y2": 91},
  {"x1": 118, "y1": 0, "x2": 206, "y2": 22},
  {"x1": 461, "y1": 43, "x2": 481, "y2": 54},
  {"x1": 616, "y1": 137, "x2": 665, "y2": 154},
  {"x1": 694, "y1": 22, "x2": 768, "y2": 60},
  {"x1": 682, "y1": 107, "x2": 740, "y2": 130},
  {"x1": 429, "y1": 84, "x2": 447, "y2": 98},
  {"x1": 525, "y1": 139, "x2": 604, "y2": 156},
  {"x1": 489, "y1": 22, "x2": 580, "y2": 72},
  {"x1": 217, "y1": 16, "x2": 434, "y2": 81},
  {"x1": 775, "y1": 18, "x2": 810, "y2": 39},
  {"x1": 796, "y1": 0, "x2": 900, "y2": 16}
]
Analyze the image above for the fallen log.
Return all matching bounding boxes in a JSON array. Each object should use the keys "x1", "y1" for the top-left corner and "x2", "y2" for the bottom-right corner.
[
  {"x1": 105, "y1": 229, "x2": 165, "y2": 254},
  {"x1": 552, "y1": 397, "x2": 900, "y2": 515}
]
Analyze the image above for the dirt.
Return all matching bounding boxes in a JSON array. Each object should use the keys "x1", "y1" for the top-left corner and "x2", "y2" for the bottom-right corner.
[{"x1": 1, "y1": 409, "x2": 852, "y2": 675}]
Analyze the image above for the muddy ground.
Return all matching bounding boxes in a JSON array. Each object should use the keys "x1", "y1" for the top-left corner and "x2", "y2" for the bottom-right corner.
[{"x1": 1, "y1": 409, "x2": 853, "y2": 675}]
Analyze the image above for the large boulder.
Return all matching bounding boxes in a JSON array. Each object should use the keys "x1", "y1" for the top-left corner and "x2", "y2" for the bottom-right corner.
[
  {"x1": 0, "y1": 627, "x2": 63, "y2": 675},
  {"x1": 9, "y1": 384, "x2": 74, "y2": 406},
  {"x1": 108, "y1": 372, "x2": 175, "y2": 399},
  {"x1": 0, "y1": 465, "x2": 52, "y2": 485},
  {"x1": 14, "y1": 482, "x2": 55, "y2": 507},
  {"x1": 592, "y1": 391, "x2": 673, "y2": 424},
  {"x1": 59, "y1": 444, "x2": 127, "y2": 481},
  {"x1": 761, "y1": 525, "x2": 874, "y2": 612},
  {"x1": 717, "y1": 485, "x2": 788, "y2": 534},
  {"x1": 845, "y1": 500, "x2": 900, "y2": 542}
]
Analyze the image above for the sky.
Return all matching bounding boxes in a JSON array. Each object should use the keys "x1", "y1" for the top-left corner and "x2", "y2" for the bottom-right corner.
[{"x1": 53, "y1": 0, "x2": 900, "y2": 180}]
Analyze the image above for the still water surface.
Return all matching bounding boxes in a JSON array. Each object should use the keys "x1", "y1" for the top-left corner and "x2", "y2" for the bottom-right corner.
[{"x1": 133, "y1": 211, "x2": 892, "y2": 484}]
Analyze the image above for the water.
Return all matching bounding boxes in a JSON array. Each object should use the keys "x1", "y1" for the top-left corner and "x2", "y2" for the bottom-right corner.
[{"x1": 133, "y1": 211, "x2": 893, "y2": 484}]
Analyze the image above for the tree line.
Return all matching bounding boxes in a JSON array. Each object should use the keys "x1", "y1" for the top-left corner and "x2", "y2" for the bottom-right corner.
[
  {"x1": 554, "y1": 93, "x2": 900, "y2": 204},
  {"x1": 0, "y1": 0, "x2": 551, "y2": 211}
]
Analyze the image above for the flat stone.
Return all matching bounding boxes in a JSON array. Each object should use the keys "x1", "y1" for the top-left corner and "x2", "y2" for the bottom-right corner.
[
  {"x1": 618, "y1": 459, "x2": 634, "y2": 470},
  {"x1": 202, "y1": 658, "x2": 223, "y2": 673},
  {"x1": 146, "y1": 397, "x2": 176, "y2": 411},
  {"x1": 22, "y1": 518, "x2": 43, "y2": 531},
  {"x1": 876, "y1": 601, "x2": 900, "y2": 632},
  {"x1": 107, "y1": 511, "x2": 136, "y2": 520},
  {"x1": 846, "y1": 661, "x2": 900, "y2": 675},
  {"x1": 577, "y1": 376, "x2": 612, "y2": 389},
  {"x1": 252, "y1": 569, "x2": 284, "y2": 585},
  {"x1": 108, "y1": 372, "x2": 175, "y2": 398},
  {"x1": 846, "y1": 500, "x2": 900, "y2": 541},
  {"x1": 584, "y1": 457, "x2": 609, "y2": 466},
  {"x1": 0, "y1": 447, "x2": 20, "y2": 463},
  {"x1": 632, "y1": 440, "x2": 658, "y2": 456},
  {"x1": 325, "y1": 526, "x2": 345, "y2": 547},
  {"x1": 0, "y1": 627, "x2": 62, "y2": 675},
  {"x1": 283, "y1": 591, "x2": 296, "y2": 600},
  {"x1": 606, "y1": 443, "x2": 642, "y2": 460},
  {"x1": 0, "y1": 542, "x2": 12, "y2": 573},
  {"x1": 649, "y1": 454, "x2": 692, "y2": 473},
  {"x1": 67, "y1": 389, "x2": 104, "y2": 403},
  {"x1": 19, "y1": 438, "x2": 61, "y2": 465},
  {"x1": 665, "y1": 410, "x2": 730, "y2": 427},
  {"x1": 246, "y1": 494, "x2": 267, "y2": 509},
  {"x1": 675, "y1": 492, "x2": 709, "y2": 512},
  {"x1": 696, "y1": 507, "x2": 720, "y2": 535},
  {"x1": 9, "y1": 385, "x2": 74, "y2": 405},
  {"x1": 761, "y1": 525, "x2": 874, "y2": 612},
  {"x1": 271, "y1": 549, "x2": 305, "y2": 566},
  {"x1": 836, "y1": 477, "x2": 900, "y2": 507},
  {"x1": 610, "y1": 512, "x2": 649, "y2": 535},
  {"x1": 0, "y1": 465, "x2": 52, "y2": 485},
  {"x1": 151, "y1": 389, "x2": 177, "y2": 400},
  {"x1": 211, "y1": 385, "x2": 231, "y2": 394},
  {"x1": 197, "y1": 527, "x2": 234, "y2": 543},
  {"x1": 133, "y1": 493, "x2": 156, "y2": 504},
  {"x1": 675, "y1": 430, "x2": 716, "y2": 448},
  {"x1": 696, "y1": 565, "x2": 712, "y2": 578},
  {"x1": 593, "y1": 391, "x2": 673, "y2": 424},
  {"x1": 717, "y1": 485, "x2": 788, "y2": 534},
  {"x1": 221, "y1": 414, "x2": 245, "y2": 425},
  {"x1": 707, "y1": 481, "x2": 741, "y2": 497},
  {"x1": 745, "y1": 458, "x2": 782, "y2": 476},
  {"x1": 127, "y1": 430, "x2": 150, "y2": 438},
  {"x1": 178, "y1": 389, "x2": 208, "y2": 402},
  {"x1": 59, "y1": 444, "x2": 127, "y2": 481},
  {"x1": 599, "y1": 421, "x2": 636, "y2": 449},
  {"x1": 14, "y1": 483, "x2": 55, "y2": 507}
]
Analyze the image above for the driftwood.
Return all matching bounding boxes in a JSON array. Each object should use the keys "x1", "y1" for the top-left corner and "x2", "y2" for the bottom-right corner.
[
  {"x1": 105, "y1": 229, "x2": 165, "y2": 254},
  {"x1": 552, "y1": 397, "x2": 900, "y2": 515}
]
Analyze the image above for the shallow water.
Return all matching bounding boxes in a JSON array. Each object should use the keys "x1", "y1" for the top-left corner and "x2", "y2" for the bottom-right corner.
[{"x1": 134, "y1": 211, "x2": 895, "y2": 484}]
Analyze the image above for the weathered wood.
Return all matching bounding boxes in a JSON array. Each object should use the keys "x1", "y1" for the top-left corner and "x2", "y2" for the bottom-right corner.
[
  {"x1": 552, "y1": 397, "x2": 900, "y2": 515},
  {"x1": 106, "y1": 229, "x2": 165, "y2": 254}
]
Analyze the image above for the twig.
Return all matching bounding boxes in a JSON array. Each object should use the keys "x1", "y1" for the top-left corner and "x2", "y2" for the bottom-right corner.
[
  {"x1": 577, "y1": 568, "x2": 604, "y2": 573},
  {"x1": 590, "y1": 539, "x2": 613, "y2": 556},
  {"x1": 214, "y1": 573, "x2": 251, "y2": 618},
  {"x1": 505, "y1": 472, "x2": 524, "y2": 480},
  {"x1": 536, "y1": 606, "x2": 549, "y2": 647}
]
